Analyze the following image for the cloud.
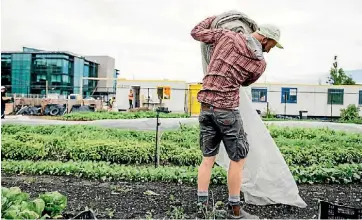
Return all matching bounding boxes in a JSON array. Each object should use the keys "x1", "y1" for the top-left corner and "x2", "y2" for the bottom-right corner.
[{"x1": 1, "y1": 0, "x2": 362, "y2": 83}]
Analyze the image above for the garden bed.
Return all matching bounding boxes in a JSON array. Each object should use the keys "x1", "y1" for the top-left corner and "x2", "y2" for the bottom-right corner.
[
  {"x1": 1, "y1": 124, "x2": 361, "y2": 218},
  {"x1": 2, "y1": 175, "x2": 361, "y2": 219}
]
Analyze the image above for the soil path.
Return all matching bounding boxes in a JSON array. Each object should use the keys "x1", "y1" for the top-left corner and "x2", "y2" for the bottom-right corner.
[{"x1": 2, "y1": 175, "x2": 361, "y2": 219}]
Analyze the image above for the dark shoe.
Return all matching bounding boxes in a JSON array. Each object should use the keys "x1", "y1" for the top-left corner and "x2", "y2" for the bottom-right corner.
[{"x1": 227, "y1": 203, "x2": 259, "y2": 219}]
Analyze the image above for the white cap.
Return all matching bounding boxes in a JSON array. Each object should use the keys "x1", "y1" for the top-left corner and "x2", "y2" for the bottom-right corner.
[
  {"x1": 257, "y1": 24, "x2": 283, "y2": 49},
  {"x1": 1, "y1": 86, "x2": 6, "y2": 90}
]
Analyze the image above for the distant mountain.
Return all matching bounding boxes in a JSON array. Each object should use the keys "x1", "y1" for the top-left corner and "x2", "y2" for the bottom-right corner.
[
  {"x1": 256, "y1": 69, "x2": 362, "y2": 85},
  {"x1": 258, "y1": 73, "x2": 328, "y2": 85},
  {"x1": 345, "y1": 69, "x2": 362, "y2": 84}
]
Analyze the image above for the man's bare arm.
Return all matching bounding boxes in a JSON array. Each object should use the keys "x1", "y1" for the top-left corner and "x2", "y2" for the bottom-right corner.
[{"x1": 191, "y1": 16, "x2": 228, "y2": 44}]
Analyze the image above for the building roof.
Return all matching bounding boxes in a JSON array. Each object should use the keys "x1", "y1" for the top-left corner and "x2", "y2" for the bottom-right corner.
[
  {"x1": 2, "y1": 50, "x2": 78, "y2": 56},
  {"x1": 117, "y1": 78, "x2": 186, "y2": 83},
  {"x1": 1, "y1": 50, "x2": 99, "y2": 64}
]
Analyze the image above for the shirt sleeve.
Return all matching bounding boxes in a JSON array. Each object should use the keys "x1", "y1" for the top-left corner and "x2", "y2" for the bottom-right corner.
[
  {"x1": 190, "y1": 16, "x2": 228, "y2": 44},
  {"x1": 242, "y1": 72, "x2": 263, "y2": 87}
]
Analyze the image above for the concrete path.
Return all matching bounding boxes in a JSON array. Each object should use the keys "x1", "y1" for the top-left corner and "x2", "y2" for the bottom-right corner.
[
  {"x1": 1, "y1": 116, "x2": 198, "y2": 131},
  {"x1": 2, "y1": 116, "x2": 362, "y2": 133},
  {"x1": 264, "y1": 120, "x2": 362, "y2": 133}
]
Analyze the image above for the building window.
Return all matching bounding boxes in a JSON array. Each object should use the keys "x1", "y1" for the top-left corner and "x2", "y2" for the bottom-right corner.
[
  {"x1": 11, "y1": 54, "x2": 31, "y2": 94},
  {"x1": 62, "y1": 75, "x2": 70, "y2": 83},
  {"x1": 51, "y1": 75, "x2": 61, "y2": 83},
  {"x1": 281, "y1": 88, "x2": 297, "y2": 103},
  {"x1": 251, "y1": 88, "x2": 267, "y2": 102},
  {"x1": 328, "y1": 89, "x2": 344, "y2": 105},
  {"x1": 359, "y1": 90, "x2": 362, "y2": 105},
  {"x1": 36, "y1": 75, "x2": 47, "y2": 82},
  {"x1": 1, "y1": 54, "x2": 12, "y2": 87},
  {"x1": 157, "y1": 86, "x2": 171, "y2": 99}
]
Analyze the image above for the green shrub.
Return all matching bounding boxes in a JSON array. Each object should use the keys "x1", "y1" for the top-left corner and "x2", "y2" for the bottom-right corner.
[{"x1": 340, "y1": 104, "x2": 360, "y2": 121}]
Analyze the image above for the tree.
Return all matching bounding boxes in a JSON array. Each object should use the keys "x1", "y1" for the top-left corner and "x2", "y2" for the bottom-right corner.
[{"x1": 326, "y1": 56, "x2": 356, "y2": 85}]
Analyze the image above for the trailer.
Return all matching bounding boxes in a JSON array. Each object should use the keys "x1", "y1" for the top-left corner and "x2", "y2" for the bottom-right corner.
[
  {"x1": 188, "y1": 83, "x2": 362, "y2": 118},
  {"x1": 116, "y1": 79, "x2": 187, "y2": 113}
]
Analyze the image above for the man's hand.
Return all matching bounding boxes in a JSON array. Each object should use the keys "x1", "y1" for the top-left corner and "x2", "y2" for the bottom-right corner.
[{"x1": 2, "y1": 97, "x2": 13, "y2": 102}]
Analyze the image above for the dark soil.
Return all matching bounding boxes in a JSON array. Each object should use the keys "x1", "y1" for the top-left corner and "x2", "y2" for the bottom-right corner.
[{"x1": 1, "y1": 174, "x2": 361, "y2": 219}]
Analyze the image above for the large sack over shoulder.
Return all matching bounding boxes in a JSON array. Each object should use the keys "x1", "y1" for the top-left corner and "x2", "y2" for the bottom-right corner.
[{"x1": 215, "y1": 87, "x2": 306, "y2": 207}]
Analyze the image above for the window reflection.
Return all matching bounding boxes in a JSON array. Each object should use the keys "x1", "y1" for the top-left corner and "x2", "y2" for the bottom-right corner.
[{"x1": 1, "y1": 52, "x2": 98, "y2": 96}]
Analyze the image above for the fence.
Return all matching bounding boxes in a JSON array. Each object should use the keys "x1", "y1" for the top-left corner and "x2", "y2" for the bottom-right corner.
[
  {"x1": 2, "y1": 84, "x2": 116, "y2": 100},
  {"x1": 3, "y1": 84, "x2": 362, "y2": 118}
]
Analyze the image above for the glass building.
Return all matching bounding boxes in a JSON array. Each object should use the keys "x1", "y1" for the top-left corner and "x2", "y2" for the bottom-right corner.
[
  {"x1": 114, "y1": 69, "x2": 120, "y2": 92},
  {"x1": 1, "y1": 47, "x2": 99, "y2": 96}
]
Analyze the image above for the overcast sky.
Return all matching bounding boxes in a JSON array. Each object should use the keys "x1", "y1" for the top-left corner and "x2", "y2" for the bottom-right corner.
[{"x1": 1, "y1": 0, "x2": 362, "y2": 84}]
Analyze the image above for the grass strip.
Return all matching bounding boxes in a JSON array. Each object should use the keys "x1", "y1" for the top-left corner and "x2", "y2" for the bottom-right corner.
[{"x1": 60, "y1": 111, "x2": 190, "y2": 121}]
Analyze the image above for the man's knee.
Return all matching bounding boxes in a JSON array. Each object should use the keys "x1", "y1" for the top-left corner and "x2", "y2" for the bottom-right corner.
[
  {"x1": 201, "y1": 156, "x2": 216, "y2": 167},
  {"x1": 229, "y1": 158, "x2": 246, "y2": 169}
]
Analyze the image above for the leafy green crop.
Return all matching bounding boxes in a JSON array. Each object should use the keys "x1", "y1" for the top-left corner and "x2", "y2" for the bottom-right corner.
[
  {"x1": 2, "y1": 124, "x2": 361, "y2": 167},
  {"x1": 2, "y1": 160, "x2": 362, "y2": 184},
  {"x1": 1, "y1": 187, "x2": 30, "y2": 216},
  {"x1": 1, "y1": 124, "x2": 155, "y2": 141},
  {"x1": 2, "y1": 124, "x2": 362, "y2": 184},
  {"x1": 39, "y1": 192, "x2": 67, "y2": 217},
  {"x1": 1, "y1": 187, "x2": 67, "y2": 219}
]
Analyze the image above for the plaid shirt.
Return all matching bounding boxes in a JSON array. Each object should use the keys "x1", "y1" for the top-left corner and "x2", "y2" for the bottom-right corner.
[{"x1": 191, "y1": 16, "x2": 267, "y2": 109}]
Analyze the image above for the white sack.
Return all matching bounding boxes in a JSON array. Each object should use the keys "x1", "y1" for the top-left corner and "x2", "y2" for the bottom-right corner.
[{"x1": 215, "y1": 88, "x2": 307, "y2": 207}]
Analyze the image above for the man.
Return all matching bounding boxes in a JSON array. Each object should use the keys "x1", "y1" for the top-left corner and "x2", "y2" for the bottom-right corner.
[
  {"x1": 128, "y1": 89, "x2": 134, "y2": 109},
  {"x1": 109, "y1": 97, "x2": 116, "y2": 111},
  {"x1": 191, "y1": 16, "x2": 282, "y2": 219},
  {"x1": 1, "y1": 86, "x2": 10, "y2": 119}
]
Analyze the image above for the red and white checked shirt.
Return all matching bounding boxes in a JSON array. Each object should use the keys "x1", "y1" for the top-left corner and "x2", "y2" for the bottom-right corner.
[{"x1": 191, "y1": 16, "x2": 267, "y2": 109}]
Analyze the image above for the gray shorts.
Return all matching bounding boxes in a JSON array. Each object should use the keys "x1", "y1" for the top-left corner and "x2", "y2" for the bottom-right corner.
[{"x1": 198, "y1": 107, "x2": 249, "y2": 162}]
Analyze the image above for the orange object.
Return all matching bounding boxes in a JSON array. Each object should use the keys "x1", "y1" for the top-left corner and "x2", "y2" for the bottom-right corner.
[
  {"x1": 163, "y1": 86, "x2": 171, "y2": 99},
  {"x1": 128, "y1": 91, "x2": 134, "y2": 100}
]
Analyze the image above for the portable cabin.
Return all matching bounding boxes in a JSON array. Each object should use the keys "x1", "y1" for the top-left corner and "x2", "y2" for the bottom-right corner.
[
  {"x1": 116, "y1": 79, "x2": 187, "y2": 113},
  {"x1": 188, "y1": 82, "x2": 362, "y2": 118}
]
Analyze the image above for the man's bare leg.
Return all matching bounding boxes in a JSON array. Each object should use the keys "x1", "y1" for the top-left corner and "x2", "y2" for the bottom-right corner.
[
  {"x1": 227, "y1": 159, "x2": 259, "y2": 218},
  {"x1": 197, "y1": 156, "x2": 216, "y2": 202},
  {"x1": 228, "y1": 159, "x2": 246, "y2": 202}
]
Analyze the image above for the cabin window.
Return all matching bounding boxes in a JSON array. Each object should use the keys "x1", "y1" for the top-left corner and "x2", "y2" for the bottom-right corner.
[
  {"x1": 281, "y1": 88, "x2": 297, "y2": 103},
  {"x1": 327, "y1": 89, "x2": 344, "y2": 105},
  {"x1": 251, "y1": 88, "x2": 267, "y2": 102}
]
